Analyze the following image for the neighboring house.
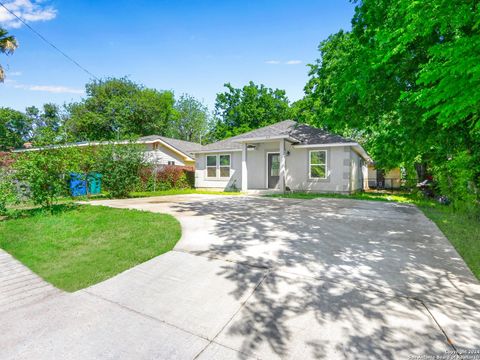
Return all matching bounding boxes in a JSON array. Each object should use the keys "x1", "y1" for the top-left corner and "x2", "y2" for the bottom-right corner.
[
  {"x1": 12, "y1": 136, "x2": 202, "y2": 168},
  {"x1": 193, "y1": 120, "x2": 371, "y2": 193},
  {"x1": 366, "y1": 164, "x2": 402, "y2": 190}
]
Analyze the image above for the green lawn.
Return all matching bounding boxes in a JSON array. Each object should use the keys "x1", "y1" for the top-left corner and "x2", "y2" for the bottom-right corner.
[
  {"x1": 267, "y1": 191, "x2": 480, "y2": 279},
  {"x1": 267, "y1": 191, "x2": 418, "y2": 203},
  {"x1": 0, "y1": 205, "x2": 181, "y2": 291}
]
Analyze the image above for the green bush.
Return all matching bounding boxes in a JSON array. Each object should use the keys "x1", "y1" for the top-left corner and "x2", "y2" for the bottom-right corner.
[
  {"x1": 432, "y1": 151, "x2": 479, "y2": 209},
  {"x1": 0, "y1": 170, "x2": 16, "y2": 215},
  {"x1": 98, "y1": 144, "x2": 146, "y2": 198},
  {"x1": 13, "y1": 149, "x2": 72, "y2": 208},
  {"x1": 137, "y1": 165, "x2": 194, "y2": 192}
]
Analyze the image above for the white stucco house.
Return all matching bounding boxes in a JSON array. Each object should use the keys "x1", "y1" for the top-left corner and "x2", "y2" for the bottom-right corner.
[
  {"x1": 193, "y1": 120, "x2": 371, "y2": 193},
  {"x1": 13, "y1": 136, "x2": 202, "y2": 168}
]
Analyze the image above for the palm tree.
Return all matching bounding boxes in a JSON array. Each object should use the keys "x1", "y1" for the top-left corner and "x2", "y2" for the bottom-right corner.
[{"x1": 0, "y1": 27, "x2": 18, "y2": 82}]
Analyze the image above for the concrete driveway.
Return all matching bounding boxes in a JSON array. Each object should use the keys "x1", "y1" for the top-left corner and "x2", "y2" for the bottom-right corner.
[{"x1": 1, "y1": 195, "x2": 479, "y2": 359}]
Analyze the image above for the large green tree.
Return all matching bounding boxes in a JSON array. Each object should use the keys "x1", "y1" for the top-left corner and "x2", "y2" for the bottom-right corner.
[
  {"x1": 65, "y1": 78, "x2": 177, "y2": 141},
  {"x1": 172, "y1": 94, "x2": 209, "y2": 143},
  {"x1": 26, "y1": 104, "x2": 65, "y2": 145},
  {"x1": 0, "y1": 107, "x2": 32, "y2": 150},
  {"x1": 210, "y1": 82, "x2": 293, "y2": 140},
  {"x1": 0, "y1": 27, "x2": 17, "y2": 82},
  {"x1": 302, "y1": 0, "x2": 480, "y2": 203}
]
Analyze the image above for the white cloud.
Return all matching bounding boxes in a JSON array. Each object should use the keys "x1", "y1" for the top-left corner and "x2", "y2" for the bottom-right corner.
[
  {"x1": 265, "y1": 60, "x2": 280, "y2": 64},
  {"x1": 285, "y1": 60, "x2": 302, "y2": 65},
  {"x1": 0, "y1": 0, "x2": 57, "y2": 28},
  {"x1": 12, "y1": 82, "x2": 84, "y2": 94},
  {"x1": 7, "y1": 71, "x2": 22, "y2": 76}
]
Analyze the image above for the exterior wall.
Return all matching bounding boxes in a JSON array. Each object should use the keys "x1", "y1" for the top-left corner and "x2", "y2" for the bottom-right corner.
[
  {"x1": 195, "y1": 152, "x2": 242, "y2": 190},
  {"x1": 285, "y1": 144, "x2": 352, "y2": 193},
  {"x1": 246, "y1": 142, "x2": 283, "y2": 189},
  {"x1": 350, "y1": 150, "x2": 364, "y2": 192},
  {"x1": 143, "y1": 143, "x2": 191, "y2": 167},
  {"x1": 195, "y1": 143, "x2": 365, "y2": 193}
]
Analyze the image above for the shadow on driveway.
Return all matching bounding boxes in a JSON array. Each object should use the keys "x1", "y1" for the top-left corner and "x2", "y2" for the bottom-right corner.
[{"x1": 165, "y1": 196, "x2": 480, "y2": 359}]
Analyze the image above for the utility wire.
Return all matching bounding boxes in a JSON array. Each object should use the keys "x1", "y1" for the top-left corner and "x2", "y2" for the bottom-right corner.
[{"x1": 0, "y1": 1, "x2": 99, "y2": 80}]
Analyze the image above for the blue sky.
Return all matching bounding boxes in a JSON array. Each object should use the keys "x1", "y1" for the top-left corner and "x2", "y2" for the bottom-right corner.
[{"x1": 0, "y1": 0, "x2": 355, "y2": 112}]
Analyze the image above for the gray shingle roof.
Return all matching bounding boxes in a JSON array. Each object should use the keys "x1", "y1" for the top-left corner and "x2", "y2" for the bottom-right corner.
[
  {"x1": 198, "y1": 120, "x2": 354, "y2": 152},
  {"x1": 139, "y1": 135, "x2": 203, "y2": 157}
]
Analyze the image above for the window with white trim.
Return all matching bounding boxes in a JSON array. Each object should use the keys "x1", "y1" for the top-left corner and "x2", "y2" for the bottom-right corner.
[
  {"x1": 206, "y1": 154, "x2": 231, "y2": 178},
  {"x1": 219, "y1": 155, "x2": 230, "y2": 178},
  {"x1": 309, "y1": 150, "x2": 327, "y2": 179},
  {"x1": 206, "y1": 155, "x2": 217, "y2": 178}
]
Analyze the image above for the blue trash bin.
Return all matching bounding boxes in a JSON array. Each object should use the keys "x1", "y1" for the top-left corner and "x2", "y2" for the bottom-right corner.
[{"x1": 70, "y1": 173, "x2": 87, "y2": 197}]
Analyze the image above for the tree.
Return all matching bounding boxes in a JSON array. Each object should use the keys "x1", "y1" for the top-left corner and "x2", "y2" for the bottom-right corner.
[
  {"x1": 0, "y1": 107, "x2": 32, "y2": 150},
  {"x1": 26, "y1": 104, "x2": 65, "y2": 145},
  {"x1": 0, "y1": 27, "x2": 17, "y2": 82},
  {"x1": 98, "y1": 144, "x2": 146, "y2": 198},
  {"x1": 65, "y1": 78, "x2": 177, "y2": 141},
  {"x1": 172, "y1": 94, "x2": 209, "y2": 143},
  {"x1": 302, "y1": 0, "x2": 480, "y2": 204},
  {"x1": 210, "y1": 82, "x2": 294, "y2": 140}
]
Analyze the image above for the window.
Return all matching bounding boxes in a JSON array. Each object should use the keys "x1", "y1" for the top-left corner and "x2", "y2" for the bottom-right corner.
[
  {"x1": 309, "y1": 150, "x2": 327, "y2": 179},
  {"x1": 206, "y1": 154, "x2": 231, "y2": 178},
  {"x1": 206, "y1": 155, "x2": 217, "y2": 178},
  {"x1": 168, "y1": 160, "x2": 175, "y2": 166},
  {"x1": 219, "y1": 155, "x2": 230, "y2": 178}
]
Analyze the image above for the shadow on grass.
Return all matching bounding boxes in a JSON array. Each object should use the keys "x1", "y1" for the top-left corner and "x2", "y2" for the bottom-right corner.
[{"x1": 4, "y1": 203, "x2": 79, "y2": 220}]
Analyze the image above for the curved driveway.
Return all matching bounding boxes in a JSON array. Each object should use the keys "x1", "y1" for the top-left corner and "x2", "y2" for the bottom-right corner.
[{"x1": 1, "y1": 195, "x2": 479, "y2": 359}]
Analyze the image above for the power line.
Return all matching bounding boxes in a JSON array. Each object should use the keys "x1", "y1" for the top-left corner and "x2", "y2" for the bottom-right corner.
[{"x1": 0, "y1": 1, "x2": 99, "y2": 80}]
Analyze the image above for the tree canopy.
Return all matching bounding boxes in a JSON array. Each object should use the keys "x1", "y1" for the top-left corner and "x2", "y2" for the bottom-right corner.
[
  {"x1": 65, "y1": 78, "x2": 177, "y2": 141},
  {"x1": 210, "y1": 82, "x2": 293, "y2": 140},
  {"x1": 171, "y1": 94, "x2": 209, "y2": 143},
  {"x1": 300, "y1": 0, "x2": 480, "y2": 203},
  {"x1": 0, "y1": 107, "x2": 31, "y2": 150}
]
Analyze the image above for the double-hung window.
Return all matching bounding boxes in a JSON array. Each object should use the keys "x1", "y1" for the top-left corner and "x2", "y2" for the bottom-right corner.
[
  {"x1": 206, "y1": 154, "x2": 231, "y2": 178},
  {"x1": 309, "y1": 150, "x2": 327, "y2": 179},
  {"x1": 207, "y1": 155, "x2": 217, "y2": 178}
]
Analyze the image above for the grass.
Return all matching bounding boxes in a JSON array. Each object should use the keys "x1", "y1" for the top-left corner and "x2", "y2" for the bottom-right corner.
[
  {"x1": 267, "y1": 191, "x2": 480, "y2": 279},
  {"x1": 267, "y1": 190, "x2": 419, "y2": 203},
  {"x1": 0, "y1": 205, "x2": 181, "y2": 291},
  {"x1": 418, "y1": 204, "x2": 480, "y2": 279}
]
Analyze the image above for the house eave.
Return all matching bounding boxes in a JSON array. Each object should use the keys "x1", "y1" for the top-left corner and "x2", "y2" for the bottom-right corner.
[
  {"x1": 292, "y1": 142, "x2": 358, "y2": 148},
  {"x1": 12, "y1": 139, "x2": 195, "y2": 161},
  {"x1": 232, "y1": 135, "x2": 299, "y2": 143},
  {"x1": 193, "y1": 149, "x2": 243, "y2": 154}
]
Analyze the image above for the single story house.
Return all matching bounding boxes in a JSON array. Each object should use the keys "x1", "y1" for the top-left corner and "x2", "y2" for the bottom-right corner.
[
  {"x1": 13, "y1": 136, "x2": 202, "y2": 168},
  {"x1": 193, "y1": 120, "x2": 371, "y2": 193}
]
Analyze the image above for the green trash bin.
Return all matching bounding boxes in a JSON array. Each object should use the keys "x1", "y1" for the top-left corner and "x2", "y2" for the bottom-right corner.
[{"x1": 87, "y1": 172, "x2": 102, "y2": 195}]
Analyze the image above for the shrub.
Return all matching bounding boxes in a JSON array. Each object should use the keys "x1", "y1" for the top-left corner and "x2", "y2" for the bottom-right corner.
[
  {"x1": 431, "y1": 151, "x2": 479, "y2": 210},
  {"x1": 137, "y1": 165, "x2": 194, "y2": 191},
  {"x1": 0, "y1": 170, "x2": 16, "y2": 215},
  {"x1": 98, "y1": 144, "x2": 146, "y2": 198},
  {"x1": 13, "y1": 149, "x2": 71, "y2": 208}
]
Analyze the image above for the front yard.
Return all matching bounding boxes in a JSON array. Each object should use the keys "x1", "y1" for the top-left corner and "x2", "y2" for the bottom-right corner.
[{"x1": 0, "y1": 205, "x2": 181, "y2": 291}]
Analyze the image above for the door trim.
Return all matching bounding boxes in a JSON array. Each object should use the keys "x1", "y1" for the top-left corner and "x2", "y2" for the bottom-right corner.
[{"x1": 265, "y1": 152, "x2": 280, "y2": 189}]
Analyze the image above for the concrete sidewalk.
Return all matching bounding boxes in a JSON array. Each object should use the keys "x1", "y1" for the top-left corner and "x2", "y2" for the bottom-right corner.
[{"x1": 0, "y1": 250, "x2": 60, "y2": 314}]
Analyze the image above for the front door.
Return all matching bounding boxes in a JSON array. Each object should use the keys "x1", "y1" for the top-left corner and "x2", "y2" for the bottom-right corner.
[{"x1": 267, "y1": 153, "x2": 280, "y2": 189}]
